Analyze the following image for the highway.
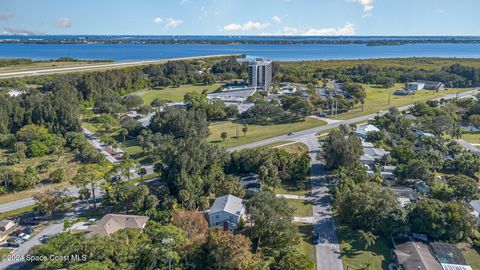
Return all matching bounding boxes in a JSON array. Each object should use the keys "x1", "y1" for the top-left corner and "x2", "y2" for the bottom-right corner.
[{"x1": 0, "y1": 54, "x2": 238, "y2": 79}]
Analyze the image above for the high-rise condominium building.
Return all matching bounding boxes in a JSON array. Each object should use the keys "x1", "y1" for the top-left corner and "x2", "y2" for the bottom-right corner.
[{"x1": 248, "y1": 59, "x2": 272, "y2": 90}]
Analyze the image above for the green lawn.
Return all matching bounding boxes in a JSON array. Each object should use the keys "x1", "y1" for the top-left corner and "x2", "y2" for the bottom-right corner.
[
  {"x1": 0, "y1": 205, "x2": 36, "y2": 219},
  {"x1": 461, "y1": 245, "x2": 480, "y2": 270},
  {"x1": 0, "y1": 248, "x2": 13, "y2": 259},
  {"x1": 337, "y1": 84, "x2": 473, "y2": 120},
  {"x1": 287, "y1": 199, "x2": 313, "y2": 217},
  {"x1": 275, "y1": 181, "x2": 311, "y2": 196},
  {"x1": 277, "y1": 142, "x2": 309, "y2": 155},
  {"x1": 136, "y1": 83, "x2": 223, "y2": 103},
  {"x1": 208, "y1": 118, "x2": 326, "y2": 148},
  {"x1": 337, "y1": 226, "x2": 392, "y2": 270},
  {"x1": 461, "y1": 131, "x2": 480, "y2": 144},
  {"x1": 296, "y1": 224, "x2": 317, "y2": 266}
]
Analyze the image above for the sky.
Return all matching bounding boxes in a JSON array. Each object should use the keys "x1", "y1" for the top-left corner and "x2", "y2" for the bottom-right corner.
[{"x1": 0, "y1": 0, "x2": 479, "y2": 36}]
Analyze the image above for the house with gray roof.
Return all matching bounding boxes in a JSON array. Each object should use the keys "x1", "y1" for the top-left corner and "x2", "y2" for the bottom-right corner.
[
  {"x1": 208, "y1": 194, "x2": 245, "y2": 231},
  {"x1": 354, "y1": 124, "x2": 380, "y2": 139}
]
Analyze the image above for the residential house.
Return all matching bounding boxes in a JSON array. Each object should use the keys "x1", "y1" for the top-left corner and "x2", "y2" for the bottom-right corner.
[
  {"x1": 430, "y1": 242, "x2": 473, "y2": 270},
  {"x1": 470, "y1": 200, "x2": 480, "y2": 217},
  {"x1": 415, "y1": 180, "x2": 431, "y2": 195},
  {"x1": 207, "y1": 194, "x2": 245, "y2": 232},
  {"x1": 87, "y1": 214, "x2": 149, "y2": 237},
  {"x1": 355, "y1": 124, "x2": 380, "y2": 139},
  {"x1": 393, "y1": 236, "x2": 443, "y2": 270},
  {"x1": 390, "y1": 187, "x2": 419, "y2": 207},
  {"x1": 406, "y1": 82, "x2": 425, "y2": 91},
  {"x1": 414, "y1": 129, "x2": 435, "y2": 138},
  {"x1": 0, "y1": 219, "x2": 16, "y2": 242},
  {"x1": 417, "y1": 80, "x2": 445, "y2": 91}
]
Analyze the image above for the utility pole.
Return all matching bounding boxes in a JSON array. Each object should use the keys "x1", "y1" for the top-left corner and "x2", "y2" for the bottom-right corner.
[
  {"x1": 235, "y1": 123, "x2": 239, "y2": 139},
  {"x1": 388, "y1": 92, "x2": 391, "y2": 105}
]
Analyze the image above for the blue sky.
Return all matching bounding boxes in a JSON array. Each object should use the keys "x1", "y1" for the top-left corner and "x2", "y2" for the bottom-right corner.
[{"x1": 0, "y1": 0, "x2": 479, "y2": 36}]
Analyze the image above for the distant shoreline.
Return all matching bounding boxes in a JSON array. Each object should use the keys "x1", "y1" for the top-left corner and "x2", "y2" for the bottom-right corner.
[{"x1": 2, "y1": 36, "x2": 480, "y2": 46}]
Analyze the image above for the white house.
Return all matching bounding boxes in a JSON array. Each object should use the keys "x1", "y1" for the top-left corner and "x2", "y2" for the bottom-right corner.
[
  {"x1": 470, "y1": 200, "x2": 480, "y2": 217},
  {"x1": 208, "y1": 195, "x2": 245, "y2": 232},
  {"x1": 354, "y1": 124, "x2": 380, "y2": 138},
  {"x1": 406, "y1": 82, "x2": 425, "y2": 91}
]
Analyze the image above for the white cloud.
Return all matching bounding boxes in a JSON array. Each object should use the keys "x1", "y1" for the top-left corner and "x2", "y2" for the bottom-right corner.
[
  {"x1": 56, "y1": 17, "x2": 71, "y2": 28},
  {"x1": 224, "y1": 21, "x2": 270, "y2": 31},
  {"x1": 153, "y1": 17, "x2": 163, "y2": 24},
  {"x1": 272, "y1": 16, "x2": 281, "y2": 24},
  {"x1": 165, "y1": 18, "x2": 183, "y2": 28},
  {"x1": 180, "y1": 0, "x2": 190, "y2": 5},
  {"x1": 434, "y1": 9, "x2": 446, "y2": 14},
  {"x1": 350, "y1": 0, "x2": 374, "y2": 12},
  {"x1": 303, "y1": 22, "x2": 355, "y2": 36},
  {"x1": 0, "y1": 11, "x2": 14, "y2": 21}
]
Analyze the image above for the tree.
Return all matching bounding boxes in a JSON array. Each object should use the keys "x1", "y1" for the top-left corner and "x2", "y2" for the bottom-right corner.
[
  {"x1": 24, "y1": 165, "x2": 40, "y2": 187},
  {"x1": 446, "y1": 175, "x2": 478, "y2": 202},
  {"x1": 220, "y1": 131, "x2": 228, "y2": 142},
  {"x1": 408, "y1": 199, "x2": 476, "y2": 242},
  {"x1": 204, "y1": 228, "x2": 260, "y2": 270},
  {"x1": 49, "y1": 167, "x2": 66, "y2": 183},
  {"x1": 322, "y1": 126, "x2": 363, "y2": 169},
  {"x1": 335, "y1": 182, "x2": 407, "y2": 236},
  {"x1": 72, "y1": 164, "x2": 105, "y2": 209},
  {"x1": 50, "y1": 137, "x2": 66, "y2": 161},
  {"x1": 137, "y1": 165, "x2": 147, "y2": 181},
  {"x1": 120, "y1": 128, "x2": 128, "y2": 143},
  {"x1": 14, "y1": 141, "x2": 27, "y2": 160},
  {"x1": 242, "y1": 125, "x2": 248, "y2": 137},
  {"x1": 172, "y1": 210, "x2": 209, "y2": 244},
  {"x1": 468, "y1": 114, "x2": 480, "y2": 128},
  {"x1": 271, "y1": 246, "x2": 314, "y2": 270},
  {"x1": 151, "y1": 98, "x2": 166, "y2": 112},
  {"x1": 33, "y1": 188, "x2": 70, "y2": 216},
  {"x1": 149, "y1": 108, "x2": 210, "y2": 139},
  {"x1": 456, "y1": 152, "x2": 480, "y2": 178},
  {"x1": 247, "y1": 191, "x2": 299, "y2": 252},
  {"x1": 356, "y1": 230, "x2": 377, "y2": 249},
  {"x1": 104, "y1": 182, "x2": 158, "y2": 214}
]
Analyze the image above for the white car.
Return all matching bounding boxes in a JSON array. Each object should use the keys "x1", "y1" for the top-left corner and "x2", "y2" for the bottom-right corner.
[{"x1": 19, "y1": 233, "x2": 31, "y2": 240}]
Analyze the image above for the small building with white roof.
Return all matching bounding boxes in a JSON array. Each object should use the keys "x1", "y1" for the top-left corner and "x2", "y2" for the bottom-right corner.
[
  {"x1": 355, "y1": 124, "x2": 380, "y2": 138},
  {"x1": 207, "y1": 194, "x2": 245, "y2": 231}
]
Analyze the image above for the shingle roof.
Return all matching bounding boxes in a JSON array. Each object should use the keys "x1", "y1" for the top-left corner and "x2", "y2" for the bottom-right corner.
[
  {"x1": 210, "y1": 195, "x2": 244, "y2": 216},
  {"x1": 470, "y1": 200, "x2": 480, "y2": 214},
  {"x1": 87, "y1": 214, "x2": 149, "y2": 237},
  {"x1": 393, "y1": 237, "x2": 442, "y2": 270}
]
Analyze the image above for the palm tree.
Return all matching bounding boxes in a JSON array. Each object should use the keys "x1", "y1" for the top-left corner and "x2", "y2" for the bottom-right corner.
[
  {"x1": 357, "y1": 230, "x2": 376, "y2": 249},
  {"x1": 120, "y1": 128, "x2": 128, "y2": 143}
]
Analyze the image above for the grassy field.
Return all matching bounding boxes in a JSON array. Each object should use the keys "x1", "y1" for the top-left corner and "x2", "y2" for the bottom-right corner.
[
  {"x1": 208, "y1": 118, "x2": 326, "y2": 148},
  {"x1": 460, "y1": 244, "x2": 480, "y2": 270},
  {"x1": 287, "y1": 199, "x2": 313, "y2": 217},
  {"x1": 296, "y1": 224, "x2": 316, "y2": 266},
  {"x1": 0, "y1": 60, "x2": 111, "y2": 72},
  {"x1": 336, "y1": 85, "x2": 473, "y2": 120},
  {"x1": 0, "y1": 248, "x2": 13, "y2": 259},
  {"x1": 275, "y1": 180, "x2": 311, "y2": 196},
  {"x1": 135, "y1": 83, "x2": 223, "y2": 103},
  {"x1": 276, "y1": 142, "x2": 309, "y2": 155},
  {"x1": 461, "y1": 131, "x2": 480, "y2": 144},
  {"x1": 0, "y1": 205, "x2": 36, "y2": 219},
  {"x1": 337, "y1": 226, "x2": 392, "y2": 270}
]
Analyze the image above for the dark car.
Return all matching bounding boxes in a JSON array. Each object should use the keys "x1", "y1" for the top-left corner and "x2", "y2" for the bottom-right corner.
[
  {"x1": 39, "y1": 234, "x2": 51, "y2": 244},
  {"x1": 287, "y1": 132, "x2": 294, "y2": 136},
  {"x1": 244, "y1": 183, "x2": 261, "y2": 189}
]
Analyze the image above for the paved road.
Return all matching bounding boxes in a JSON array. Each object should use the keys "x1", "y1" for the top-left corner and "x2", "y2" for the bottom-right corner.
[
  {"x1": 457, "y1": 139, "x2": 480, "y2": 154},
  {"x1": 300, "y1": 136, "x2": 343, "y2": 270},
  {"x1": 229, "y1": 89, "x2": 479, "y2": 152},
  {"x1": 0, "y1": 54, "x2": 237, "y2": 79}
]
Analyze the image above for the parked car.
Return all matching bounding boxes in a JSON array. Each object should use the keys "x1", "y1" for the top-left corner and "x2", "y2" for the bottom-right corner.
[
  {"x1": 244, "y1": 183, "x2": 261, "y2": 189},
  {"x1": 288, "y1": 132, "x2": 294, "y2": 136},
  {"x1": 18, "y1": 233, "x2": 30, "y2": 240},
  {"x1": 8, "y1": 237, "x2": 24, "y2": 247},
  {"x1": 39, "y1": 234, "x2": 50, "y2": 244}
]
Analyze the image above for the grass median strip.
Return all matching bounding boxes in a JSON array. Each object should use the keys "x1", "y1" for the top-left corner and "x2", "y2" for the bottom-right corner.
[{"x1": 209, "y1": 118, "x2": 326, "y2": 148}]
